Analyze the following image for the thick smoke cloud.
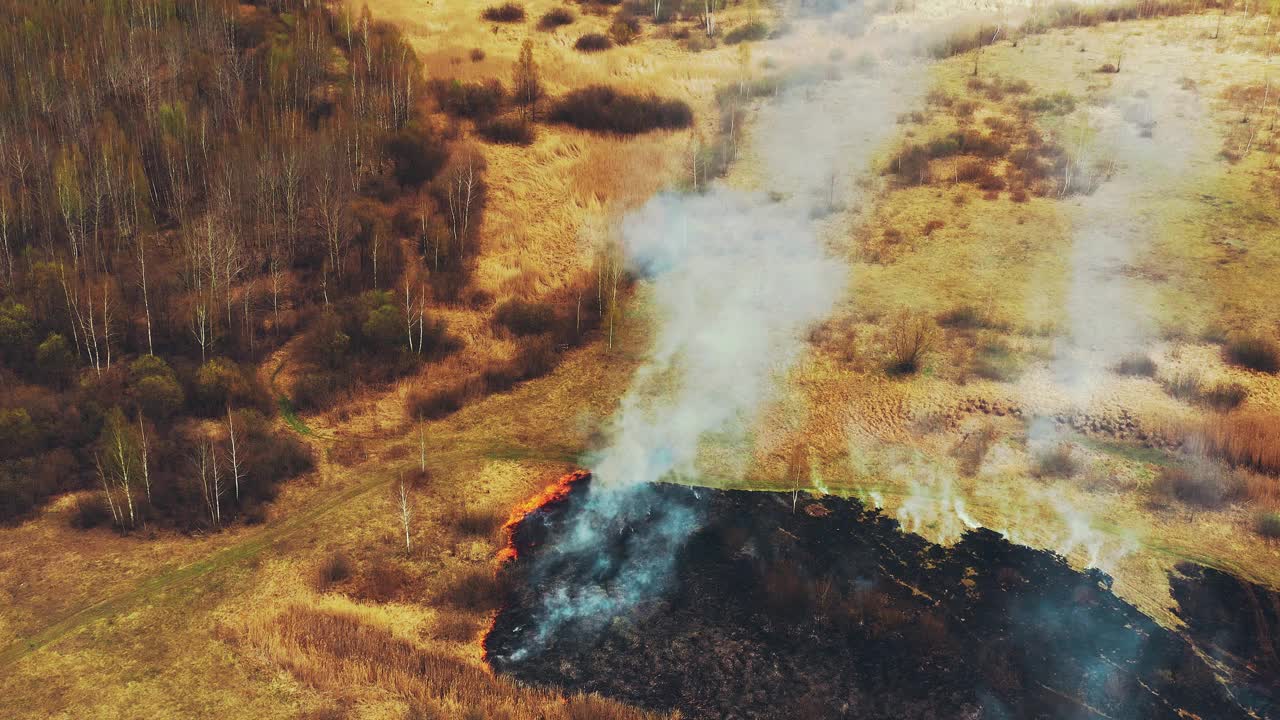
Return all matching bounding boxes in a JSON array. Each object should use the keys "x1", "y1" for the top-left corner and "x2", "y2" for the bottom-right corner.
[{"x1": 503, "y1": 14, "x2": 930, "y2": 658}]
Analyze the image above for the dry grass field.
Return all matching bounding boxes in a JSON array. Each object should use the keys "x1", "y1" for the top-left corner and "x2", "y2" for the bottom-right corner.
[{"x1": 3, "y1": 0, "x2": 1280, "y2": 718}]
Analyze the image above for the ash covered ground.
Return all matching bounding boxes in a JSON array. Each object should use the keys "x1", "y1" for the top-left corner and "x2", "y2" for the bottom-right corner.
[{"x1": 485, "y1": 475, "x2": 1278, "y2": 719}]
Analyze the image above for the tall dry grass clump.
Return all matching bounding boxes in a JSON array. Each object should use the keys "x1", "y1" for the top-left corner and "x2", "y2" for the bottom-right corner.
[
  {"x1": 1197, "y1": 412, "x2": 1280, "y2": 477},
  {"x1": 240, "y1": 605, "x2": 661, "y2": 719}
]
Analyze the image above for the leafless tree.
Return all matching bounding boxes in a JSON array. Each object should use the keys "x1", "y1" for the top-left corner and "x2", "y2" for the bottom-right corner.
[
  {"x1": 227, "y1": 407, "x2": 244, "y2": 501},
  {"x1": 398, "y1": 474, "x2": 412, "y2": 554}
]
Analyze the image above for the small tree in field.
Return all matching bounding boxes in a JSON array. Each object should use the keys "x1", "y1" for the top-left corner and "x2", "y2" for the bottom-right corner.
[
  {"x1": 887, "y1": 311, "x2": 938, "y2": 375},
  {"x1": 397, "y1": 474, "x2": 413, "y2": 554},
  {"x1": 513, "y1": 40, "x2": 543, "y2": 122}
]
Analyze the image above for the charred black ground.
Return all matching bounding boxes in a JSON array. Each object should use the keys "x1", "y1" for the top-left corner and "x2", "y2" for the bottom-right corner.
[{"x1": 484, "y1": 475, "x2": 1279, "y2": 719}]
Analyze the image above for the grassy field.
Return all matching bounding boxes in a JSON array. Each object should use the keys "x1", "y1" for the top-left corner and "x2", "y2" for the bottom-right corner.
[{"x1": 3, "y1": 1, "x2": 1280, "y2": 718}]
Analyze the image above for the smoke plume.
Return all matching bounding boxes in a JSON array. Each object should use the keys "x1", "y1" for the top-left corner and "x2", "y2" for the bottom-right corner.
[{"x1": 503, "y1": 11, "x2": 930, "y2": 658}]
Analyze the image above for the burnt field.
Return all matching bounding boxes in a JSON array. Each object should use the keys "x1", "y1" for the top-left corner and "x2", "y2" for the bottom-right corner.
[{"x1": 485, "y1": 474, "x2": 1279, "y2": 719}]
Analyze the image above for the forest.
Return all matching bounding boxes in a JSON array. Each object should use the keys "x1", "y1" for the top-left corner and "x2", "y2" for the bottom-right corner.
[{"x1": 0, "y1": 0, "x2": 478, "y2": 528}]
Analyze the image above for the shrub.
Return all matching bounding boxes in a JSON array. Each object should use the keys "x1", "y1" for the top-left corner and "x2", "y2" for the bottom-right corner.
[
  {"x1": 362, "y1": 303, "x2": 404, "y2": 350},
  {"x1": 724, "y1": 20, "x2": 768, "y2": 44},
  {"x1": 1163, "y1": 370, "x2": 1202, "y2": 402},
  {"x1": 385, "y1": 127, "x2": 449, "y2": 188},
  {"x1": 35, "y1": 333, "x2": 76, "y2": 386},
  {"x1": 538, "y1": 6, "x2": 575, "y2": 29},
  {"x1": 493, "y1": 299, "x2": 556, "y2": 336},
  {"x1": 1255, "y1": 511, "x2": 1280, "y2": 539},
  {"x1": 574, "y1": 32, "x2": 613, "y2": 52},
  {"x1": 433, "y1": 565, "x2": 505, "y2": 611},
  {"x1": 134, "y1": 374, "x2": 184, "y2": 420},
  {"x1": 608, "y1": 14, "x2": 641, "y2": 45},
  {"x1": 937, "y1": 304, "x2": 994, "y2": 329},
  {"x1": 469, "y1": 47, "x2": 485, "y2": 62},
  {"x1": 1021, "y1": 92, "x2": 1077, "y2": 116},
  {"x1": 318, "y1": 551, "x2": 354, "y2": 588},
  {"x1": 481, "y1": 2, "x2": 526, "y2": 22},
  {"x1": 429, "y1": 78, "x2": 507, "y2": 119},
  {"x1": 0, "y1": 300, "x2": 34, "y2": 367},
  {"x1": 1202, "y1": 382, "x2": 1248, "y2": 411},
  {"x1": 1033, "y1": 443, "x2": 1079, "y2": 478},
  {"x1": 1151, "y1": 463, "x2": 1244, "y2": 508},
  {"x1": 1224, "y1": 335, "x2": 1279, "y2": 374},
  {"x1": 478, "y1": 116, "x2": 535, "y2": 145},
  {"x1": 549, "y1": 85, "x2": 693, "y2": 135},
  {"x1": 973, "y1": 339, "x2": 1023, "y2": 382},
  {"x1": 298, "y1": 311, "x2": 351, "y2": 370},
  {"x1": 407, "y1": 384, "x2": 472, "y2": 420},
  {"x1": 885, "y1": 312, "x2": 937, "y2": 375},
  {"x1": 69, "y1": 492, "x2": 112, "y2": 529},
  {"x1": 482, "y1": 337, "x2": 558, "y2": 392},
  {"x1": 1114, "y1": 353, "x2": 1157, "y2": 377}
]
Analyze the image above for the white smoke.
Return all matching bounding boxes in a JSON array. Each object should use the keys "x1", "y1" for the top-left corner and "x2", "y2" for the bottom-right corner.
[{"x1": 505, "y1": 11, "x2": 933, "y2": 656}]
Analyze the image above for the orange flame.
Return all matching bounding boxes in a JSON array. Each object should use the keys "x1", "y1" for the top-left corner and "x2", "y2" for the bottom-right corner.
[{"x1": 495, "y1": 470, "x2": 591, "y2": 564}]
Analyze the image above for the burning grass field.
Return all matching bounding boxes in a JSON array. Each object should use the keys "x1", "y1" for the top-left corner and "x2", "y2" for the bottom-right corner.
[{"x1": 4, "y1": 1, "x2": 1280, "y2": 719}]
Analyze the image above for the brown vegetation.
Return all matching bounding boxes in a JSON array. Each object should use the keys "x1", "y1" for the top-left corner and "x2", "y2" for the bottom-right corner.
[
  {"x1": 482, "y1": 2, "x2": 527, "y2": 22},
  {"x1": 574, "y1": 32, "x2": 614, "y2": 52},
  {"x1": 1151, "y1": 462, "x2": 1245, "y2": 508},
  {"x1": 241, "y1": 605, "x2": 659, "y2": 719},
  {"x1": 549, "y1": 86, "x2": 693, "y2": 135},
  {"x1": 1197, "y1": 412, "x2": 1280, "y2": 477},
  {"x1": 1224, "y1": 335, "x2": 1279, "y2": 374}
]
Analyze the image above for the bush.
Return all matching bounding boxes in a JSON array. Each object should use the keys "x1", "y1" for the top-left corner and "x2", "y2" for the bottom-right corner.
[
  {"x1": 361, "y1": 303, "x2": 404, "y2": 350},
  {"x1": 0, "y1": 300, "x2": 34, "y2": 367},
  {"x1": 608, "y1": 14, "x2": 641, "y2": 44},
  {"x1": 549, "y1": 85, "x2": 693, "y2": 135},
  {"x1": 433, "y1": 566, "x2": 505, "y2": 611},
  {"x1": 1151, "y1": 463, "x2": 1244, "y2": 508},
  {"x1": 134, "y1": 374, "x2": 184, "y2": 420},
  {"x1": 1164, "y1": 370, "x2": 1202, "y2": 402},
  {"x1": 478, "y1": 116, "x2": 535, "y2": 145},
  {"x1": 1255, "y1": 511, "x2": 1280, "y2": 539},
  {"x1": 429, "y1": 78, "x2": 507, "y2": 119},
  {"x1": 407, "y1": 383, "x2": 473, "y2": 420},
  {"x1": 69, "y1": 492, "x2": 112, "y2": 529},
  {"x1": 937, "y1": 304, "x2": 994, "y2": 330},
  {"x1": 481, "y1": 2, "x2": 526, "y2": 22},
  {"x1": 318, "y1": 551, "x2": 354, "y2": 588},
  {"x1": 538, "y1": 6, "x2": 575, "y2": 29},
  {"x1": 973, "y1": 339, "x2": 1023, "y2": 382},
  {"x1": 1033, "y1": 443, "x2": 1079, "y2": 478},
  {"x1": 482, "y1": 337, "x2": 558, "y2": 392},
  {"x1": 298, "y1": 311, "x2": 351, "y2": 371},
  {"x1": 886, "y1": 312, "x2": 937, "y2": 375},
  {"x1": 1224, "y1": 335, "x2": 1279, "y2": 374},
  {"x1": 1114, "y1": 353, "x2": 1157, "y2": 377},
  {"x1": 1021, "y1": 92, "x2": 1077, "y2": 116},
  {"x1": 724, "y1": 20, "x2": 768, "y2": 44},
  {"x1": 35, "y1": 333, "x2": 76, "y2": 386},
  {"x1": 493, "y1": 299, "x2": 556, "y2": 336},
  {"x1": 574, "y1": 32, "x2": 613, "y2": 52},
  {"x1": 1202, "y1": 382, "x2": 1248, "y2": 411},
  {"x1": 385, "y1": 127, "x2": 449, "y2": 188}
]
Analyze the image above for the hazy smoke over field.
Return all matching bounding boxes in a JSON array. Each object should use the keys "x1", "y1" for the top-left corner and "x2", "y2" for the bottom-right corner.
[
  {"x1": 504, "y1": 12, "x2": 929, "y2": 658},
  {"x1": 1048, "y1": 78, "x2": 1204, "y2": 399}
]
